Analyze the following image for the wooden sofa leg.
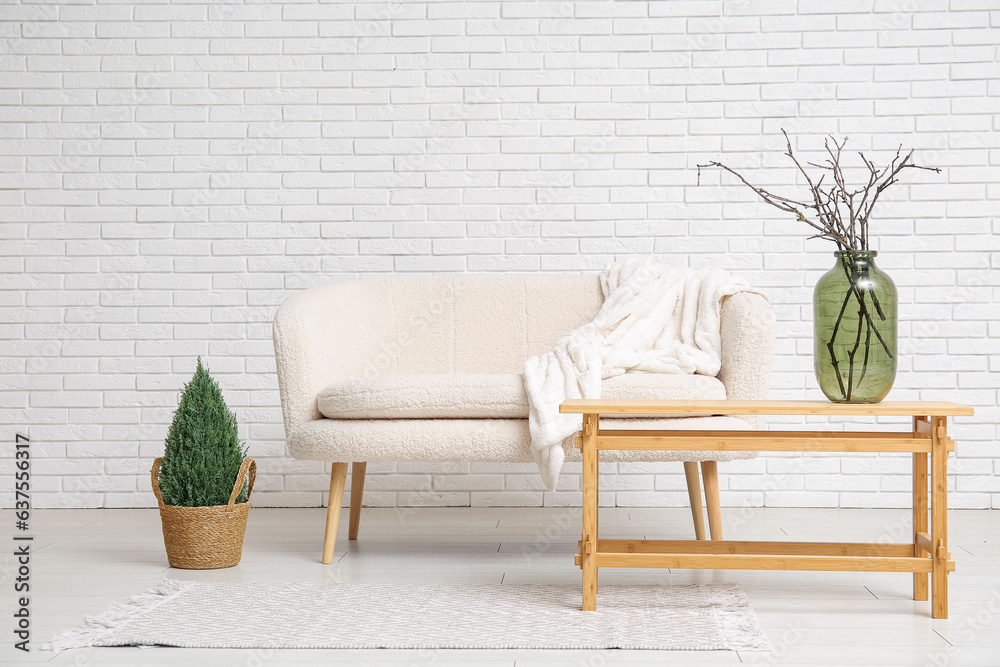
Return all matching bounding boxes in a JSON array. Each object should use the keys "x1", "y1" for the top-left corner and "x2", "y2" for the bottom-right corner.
[
  {"x1": 321, "y1": 462, "x2": 349, "y2": 564},
  {"x1": 683, "y1": 461, "x2": 706, "y2": 540},
  {"x1": 349, "y1": 462, "x2": 367, "y2": 540},
  {"x1": 701, "y1": 460, "x2": 723, "y2": 540}
]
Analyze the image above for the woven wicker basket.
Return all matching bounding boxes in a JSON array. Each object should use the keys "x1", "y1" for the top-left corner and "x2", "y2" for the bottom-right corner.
[{"x1": 151, "y1": 457, "x2": 256, "y2": 570}]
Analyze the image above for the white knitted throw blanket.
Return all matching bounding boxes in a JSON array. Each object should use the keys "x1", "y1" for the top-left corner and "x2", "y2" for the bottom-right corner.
[{"x1": 523, "y1": 257, "x2": 765, "y2": 491}]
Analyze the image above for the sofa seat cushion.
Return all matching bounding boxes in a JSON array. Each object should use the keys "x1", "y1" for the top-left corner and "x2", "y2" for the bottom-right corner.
[{"x1": 317, "y1": 373, "x2": 727, "y2": 420}]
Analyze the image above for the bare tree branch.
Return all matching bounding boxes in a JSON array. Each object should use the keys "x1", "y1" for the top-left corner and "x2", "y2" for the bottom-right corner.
[{"x1": 697, "y1": 130, "x2": 940, "y2": 251}]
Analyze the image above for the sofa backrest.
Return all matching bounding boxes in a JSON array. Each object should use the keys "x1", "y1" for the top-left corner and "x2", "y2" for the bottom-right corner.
[{"x1": 289, "y1": 274, "x2": 605, "y2": 379}]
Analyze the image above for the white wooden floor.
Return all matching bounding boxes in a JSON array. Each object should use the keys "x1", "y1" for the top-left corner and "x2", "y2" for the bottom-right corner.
[{"x1": 7, "y1": 506, "x2": 1000, "y2": 666}]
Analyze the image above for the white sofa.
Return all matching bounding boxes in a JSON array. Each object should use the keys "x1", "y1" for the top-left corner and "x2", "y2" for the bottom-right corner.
[{"x1": 272, "y1": 273, "x2": 775, "y2": 563}]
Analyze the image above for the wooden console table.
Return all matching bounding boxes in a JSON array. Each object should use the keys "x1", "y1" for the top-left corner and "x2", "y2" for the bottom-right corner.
[{"x1": 559, "y1": 399, "x2": 974, "y2": 619}]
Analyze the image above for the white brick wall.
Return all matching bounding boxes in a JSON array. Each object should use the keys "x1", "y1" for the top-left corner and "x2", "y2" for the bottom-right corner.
[{"x1": 2, "y1": 0, "x2": 998, "y2": 510}]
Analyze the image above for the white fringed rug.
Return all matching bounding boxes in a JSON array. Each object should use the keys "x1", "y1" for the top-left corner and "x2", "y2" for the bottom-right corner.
[{"x1": 48, "y1": 580, "x2": 770, "y2": 651}]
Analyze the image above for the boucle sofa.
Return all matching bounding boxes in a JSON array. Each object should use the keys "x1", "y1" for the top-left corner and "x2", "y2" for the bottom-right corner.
[{"x1": 272, "y1": 273, "x2": 775, "y2": 563}]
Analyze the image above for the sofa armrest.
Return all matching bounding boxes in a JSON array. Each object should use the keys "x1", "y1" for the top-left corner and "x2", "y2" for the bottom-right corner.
[
  {"x1": 718, "y1": 291, "x2": 776, "y2": 429},
  {"x1": 272, "y1": 289, "x2": 331, "y2": 441}
]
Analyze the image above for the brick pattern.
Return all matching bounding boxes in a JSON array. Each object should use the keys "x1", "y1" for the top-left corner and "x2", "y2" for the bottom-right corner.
[{"x1": 2, "y1": 1, "x2": 997, "y2": 510}]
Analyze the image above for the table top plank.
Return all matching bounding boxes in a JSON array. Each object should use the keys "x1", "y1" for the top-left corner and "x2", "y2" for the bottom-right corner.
[{"x1": 559, "y1": 399, "x2": 974, "y2": 417}]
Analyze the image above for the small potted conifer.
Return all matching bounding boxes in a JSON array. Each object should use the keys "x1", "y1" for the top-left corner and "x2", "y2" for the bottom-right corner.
[{"x1": 151, "y1": 357, "x2": 256, "y2": 569}]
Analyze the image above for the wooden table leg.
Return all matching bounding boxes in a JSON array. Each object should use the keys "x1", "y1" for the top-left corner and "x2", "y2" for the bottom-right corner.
[
  {"x1": 931, "y1": 416, "x2": 949, "y2": 619},
  {"x1": 582, "y1": 412, "x2": 599, "y2": 611},
  {"x1": 912, "y1": 418, "x2": 928, "y2": 602}
]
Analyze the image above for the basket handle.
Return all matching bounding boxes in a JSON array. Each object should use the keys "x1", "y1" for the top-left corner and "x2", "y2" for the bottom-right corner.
[
  {"x1": 227, "y1": 459, "x2": 256, "y2": 511},
  {"x1": 150, "y1": 457, "x2": 165, "y2": 510},
  {"x1": 152, "y1": 457, "x2": 256, "y2": 511}
]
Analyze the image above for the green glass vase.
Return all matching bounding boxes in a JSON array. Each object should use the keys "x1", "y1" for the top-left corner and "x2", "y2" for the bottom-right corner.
[{"x1": 813, "y1": 251, "x2": 898, "y2": 403}]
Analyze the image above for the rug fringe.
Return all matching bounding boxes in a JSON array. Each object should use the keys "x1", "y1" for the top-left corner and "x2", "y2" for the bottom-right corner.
[
  {"x1": 711, "y1": 582, "x2": 773, "y2": 651},
  {"x1": 44, "y1": 579, "x2": 194, "y2": 651}
]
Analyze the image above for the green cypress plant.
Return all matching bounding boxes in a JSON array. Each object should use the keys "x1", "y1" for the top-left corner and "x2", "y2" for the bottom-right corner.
[{"x1": 159, "y1": 357, "x2": 248, "y2": 507}]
